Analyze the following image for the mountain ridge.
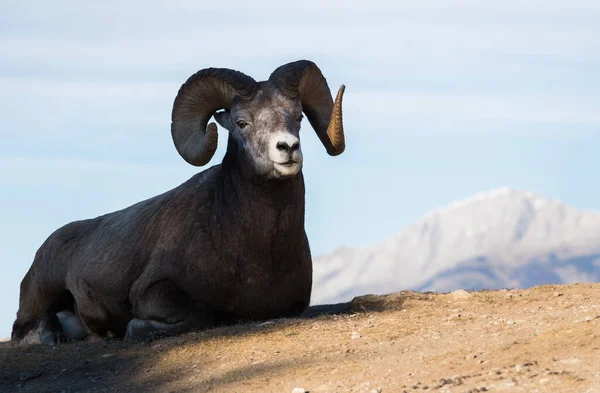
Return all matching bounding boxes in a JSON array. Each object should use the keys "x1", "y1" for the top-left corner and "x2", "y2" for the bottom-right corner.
[{"x1": 311, "y1": 187, "x2": 600, "y2": 304}]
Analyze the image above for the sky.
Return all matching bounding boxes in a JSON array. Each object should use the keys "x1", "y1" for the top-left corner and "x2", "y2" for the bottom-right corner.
[{"x1": 1, "y1": 0, "x2": 599, "y2": 337}]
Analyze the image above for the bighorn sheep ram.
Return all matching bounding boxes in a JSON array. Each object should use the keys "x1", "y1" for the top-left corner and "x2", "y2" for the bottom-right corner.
[{"x1": 11, "y1": 60, "x2": 346, "y2": 346}]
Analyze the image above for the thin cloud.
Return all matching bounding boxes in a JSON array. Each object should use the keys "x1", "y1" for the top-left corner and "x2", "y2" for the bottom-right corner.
[
  {"x1": 0, "y1": 154, "x2": 183, "y2": 176},
  {"x1": 0, "y1": 77, "x2": 174, "y2": 98},
  {"x1": 1, "y1": 1, "x2": 598, "y2": 74},
  {"x1": 347, "y1": 91, "x2": 600, "y2": 126}
]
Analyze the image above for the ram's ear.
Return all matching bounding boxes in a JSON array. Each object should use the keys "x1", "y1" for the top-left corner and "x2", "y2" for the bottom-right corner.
[{"x1": 213, "y1": 111, "x2": 232, "y2": 130}]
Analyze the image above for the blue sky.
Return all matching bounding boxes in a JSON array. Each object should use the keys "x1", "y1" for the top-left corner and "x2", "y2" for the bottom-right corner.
[{"x1": 1, "y1": 0, "x2": 599, "y2": 337}]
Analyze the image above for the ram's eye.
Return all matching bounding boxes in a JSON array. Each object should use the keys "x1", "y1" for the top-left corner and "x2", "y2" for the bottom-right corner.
[
  {"x1": 296, "y1": 114, "x2": 304, "y2": 123},
  {"x1": 236, "y1": 120, "x2": 248, "y2": 129}
]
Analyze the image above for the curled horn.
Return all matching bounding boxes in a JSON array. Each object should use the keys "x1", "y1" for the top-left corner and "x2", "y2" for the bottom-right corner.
[
  {"x1": 269, "y1": 60, "x2": 345, "y2": 156},
  {"x1": 171, "y1": 68, "x2": 257, "y2": 166}
]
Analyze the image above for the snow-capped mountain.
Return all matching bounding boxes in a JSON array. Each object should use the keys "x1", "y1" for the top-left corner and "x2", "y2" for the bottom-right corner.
[{"x1": 311, "y1": 187, "x2": 600, "y2": 304}]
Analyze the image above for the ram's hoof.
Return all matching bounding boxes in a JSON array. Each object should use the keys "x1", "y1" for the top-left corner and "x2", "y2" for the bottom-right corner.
[
  {"x1": 40, "y1": 332, "x2": 65, "y2": 345},
  {"x1": 125, "y1": 318, "x2": 188, "y2": 343},
  {"x1": 13, "y1": 314, "x2": 66, "y2": 347}
]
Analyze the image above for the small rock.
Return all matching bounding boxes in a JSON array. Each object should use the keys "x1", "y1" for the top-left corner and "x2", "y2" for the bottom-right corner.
[
  {"x1": 539, "y1": 378, "x2": 550, "y2": 384},
  {"x1": 19, "y1": 372, "x2": 43, "y2": 382},
  {"x1": 498, "y1": 381, "x2": 515, "y2": 389},
  {"x1": 560, "y1": 357, "x2": 581, "y2": 365},
  {"x1": 553, "y1": 292, "x2": 564, "y2": 297},
  {"x1": 449, "y1": 289, "x2": 473, "y2": 300},
  {"x1": 505, "y1": 320, "x2": 516, "y2": 325},
  {"x1": 515, "y1": 364, "x2": 523, "y2": 372},
  {"x1": 351, "y1": 331, "x2": 361, "y2": 339},
  {"x1": 292, "y1": 388, "x2": 307, "y2": 393},
  {"x1": 350, "y1": 292, "x2": 417, "y2": 312}
]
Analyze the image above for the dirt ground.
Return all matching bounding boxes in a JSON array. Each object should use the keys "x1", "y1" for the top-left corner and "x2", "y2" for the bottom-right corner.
[{"x1": 1, "y1": 283, "x2": 599, "y2": 393}]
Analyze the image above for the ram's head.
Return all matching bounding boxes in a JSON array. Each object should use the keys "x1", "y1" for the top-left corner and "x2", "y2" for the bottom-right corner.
[{"x1": 171, "y1": 60, "x2": 345, "y2": 180}]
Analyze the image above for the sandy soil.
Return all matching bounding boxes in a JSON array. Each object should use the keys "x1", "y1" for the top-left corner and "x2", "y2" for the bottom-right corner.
[{"x1": 1, "y1": 283, "x2": 599, "y2": 393}]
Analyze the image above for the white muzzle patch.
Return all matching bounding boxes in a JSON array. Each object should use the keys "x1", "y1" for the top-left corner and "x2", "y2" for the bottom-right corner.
[{"x1": 269, "y1": 132, "x2": 303, "y2": 176}]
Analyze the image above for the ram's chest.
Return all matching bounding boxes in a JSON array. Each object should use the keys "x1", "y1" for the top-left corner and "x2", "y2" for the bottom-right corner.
[{"x1": 217, "y1": 257, "x2": 311, "y2": 318}]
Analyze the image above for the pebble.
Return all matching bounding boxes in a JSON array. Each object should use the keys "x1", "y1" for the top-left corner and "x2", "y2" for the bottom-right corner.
[
  {"x1": 292, "y1": 388, "x2": 307, "y2": 393},
  {"x1": 498, "y1": 381, "x2": 516, "y2": 389},
  {"x1": 351, "y1": 331, "x2": 361, "y2": 339}
]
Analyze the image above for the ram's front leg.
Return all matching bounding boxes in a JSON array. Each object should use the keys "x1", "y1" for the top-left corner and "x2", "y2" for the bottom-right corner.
[{"x1": 126, "y1": 279, "x2": 216, "y2": 342}]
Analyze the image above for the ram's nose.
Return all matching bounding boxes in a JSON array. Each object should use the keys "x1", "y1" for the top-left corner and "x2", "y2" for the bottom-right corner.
[
  {"x1": 276, "y1": 140, "x2": 300, "y2": 154},
  {"x1": 270, "y1": 133, "x2": 303, "y2": 164}
]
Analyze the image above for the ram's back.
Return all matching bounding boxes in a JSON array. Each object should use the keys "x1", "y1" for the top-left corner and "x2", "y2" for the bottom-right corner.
[{"x1": 27, "y1": 167, "x2": 219, "y2": 297}]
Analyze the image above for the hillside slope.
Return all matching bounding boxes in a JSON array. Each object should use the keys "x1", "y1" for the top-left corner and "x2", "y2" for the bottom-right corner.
[{"x1": 2, "y1": 283, "x2": 599, "y2": 393}]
